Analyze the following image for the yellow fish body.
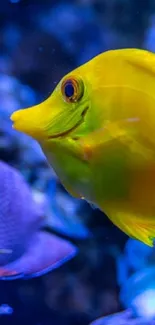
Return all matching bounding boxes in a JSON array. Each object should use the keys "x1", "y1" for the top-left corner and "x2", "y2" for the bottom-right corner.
[{"x1": 11, "y1": 48, "x2": 155, "y2": 246}]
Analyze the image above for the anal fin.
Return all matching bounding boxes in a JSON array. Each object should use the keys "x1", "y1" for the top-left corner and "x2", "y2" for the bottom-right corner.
[{"x1": 109, "y1": 211, "x2": 155, "y2": 247}]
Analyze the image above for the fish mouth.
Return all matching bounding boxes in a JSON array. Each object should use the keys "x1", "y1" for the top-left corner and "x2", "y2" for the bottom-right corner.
[{"x1": 48, "y1": 106, "x2": 89, "y2": 140}]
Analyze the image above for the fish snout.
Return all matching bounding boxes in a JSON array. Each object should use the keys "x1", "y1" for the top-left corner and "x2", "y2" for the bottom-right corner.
[{"x1": 10, "y1": 107, "x2": 46, "y2": 140}]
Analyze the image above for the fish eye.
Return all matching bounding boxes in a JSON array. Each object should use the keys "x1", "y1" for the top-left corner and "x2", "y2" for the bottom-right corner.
[{"x1": 61, "y1": 76, "x2": 84, "y2": 103}]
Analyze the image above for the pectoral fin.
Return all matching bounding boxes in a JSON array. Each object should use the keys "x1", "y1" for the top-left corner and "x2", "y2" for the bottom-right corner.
[{"x1": 80, "y1": 119, "x2": 154, "y2": 163}]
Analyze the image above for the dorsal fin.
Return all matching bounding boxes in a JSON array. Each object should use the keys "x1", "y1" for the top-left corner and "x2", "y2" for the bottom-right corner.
[{"x1": 122, "y1": 48, "x2": 155, "y2": 78}]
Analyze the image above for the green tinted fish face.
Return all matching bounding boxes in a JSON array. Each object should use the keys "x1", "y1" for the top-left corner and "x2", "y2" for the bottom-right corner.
[{"x1": 11, "y1": 71, "x2": 92, "y2": 142}]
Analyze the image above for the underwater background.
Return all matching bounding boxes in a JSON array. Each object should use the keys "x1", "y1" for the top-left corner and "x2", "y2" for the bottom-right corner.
[{"x1": 1, "y1": 0, "x2": 155, "y2": 324}]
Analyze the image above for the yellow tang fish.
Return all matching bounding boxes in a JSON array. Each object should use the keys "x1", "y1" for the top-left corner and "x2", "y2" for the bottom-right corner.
[{"x1": 11, "y1": 48, "x2": 155, "y2": 247}]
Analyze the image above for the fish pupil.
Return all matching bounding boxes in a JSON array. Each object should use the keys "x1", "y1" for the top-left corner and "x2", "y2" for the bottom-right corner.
[{"x1": 64, "y1": 83, "x2": 74, "y2": 98}]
